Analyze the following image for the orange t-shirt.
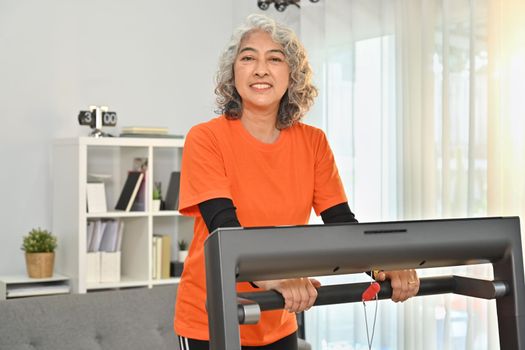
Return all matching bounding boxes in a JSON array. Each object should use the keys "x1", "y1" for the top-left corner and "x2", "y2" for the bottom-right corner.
[{"x1": 174, "y1": 115, "x2": 347, "y2": 346}]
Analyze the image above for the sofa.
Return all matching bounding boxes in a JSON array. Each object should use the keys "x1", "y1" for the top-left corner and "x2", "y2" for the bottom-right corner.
[
  {"x1": 0, "y1": 285, "x2": 311, "y2": 350},
  {"x1": 0, "y1": 285, "x2": 178, "y2": 350}
]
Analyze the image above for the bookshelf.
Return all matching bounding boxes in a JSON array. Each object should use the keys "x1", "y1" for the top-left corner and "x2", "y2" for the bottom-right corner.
[{"x1": 52, "y1": 137, "x2": 191, "y2": 293}]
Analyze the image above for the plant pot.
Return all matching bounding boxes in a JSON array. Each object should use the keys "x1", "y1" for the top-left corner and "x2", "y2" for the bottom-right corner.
[
  {"x1": 152, "y1": 199, "x2": 161, "y2": 212},
  {"x1": 25, "y1": 252, "x2": 55, "y2": 278},
  {"x1": 178, "y1": 250, "x2": 188, "y2": 263}
]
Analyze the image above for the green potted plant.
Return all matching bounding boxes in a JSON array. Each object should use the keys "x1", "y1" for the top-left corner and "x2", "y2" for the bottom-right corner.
[
  {"x1": 152, "y1": 181, "x2": 162, "y2": 211},
  {"x1": 178, "y1": 239, "x2": 189, "y2": 262},
  {"x1": 21, "y1": 228, "x2": 58, "y2": 278}
]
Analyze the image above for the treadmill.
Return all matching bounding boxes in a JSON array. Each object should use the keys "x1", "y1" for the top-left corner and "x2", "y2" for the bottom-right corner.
[{"x1": 204, "y1": 217, "x2": 525, "y2": 350}]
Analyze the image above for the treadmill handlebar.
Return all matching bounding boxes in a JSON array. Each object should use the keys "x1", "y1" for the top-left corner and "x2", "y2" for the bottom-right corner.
[{"x1": 236, "y1": 275, "x2": 508, "y2": 324}]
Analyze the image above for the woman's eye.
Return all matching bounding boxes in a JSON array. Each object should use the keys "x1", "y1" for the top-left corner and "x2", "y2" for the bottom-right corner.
[
  {"x1": 240, "y1": 56, "x2": 254, "y2": 61},
  {"x1": 269, "y1": 57, "x2": 284, "y2": 63}
]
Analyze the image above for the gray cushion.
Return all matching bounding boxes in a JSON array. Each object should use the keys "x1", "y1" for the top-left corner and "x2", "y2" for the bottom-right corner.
[
  {"x1": 0, "y1": 285, "x2": 178, "y2": 350},
  {"x1": 0, "y1": 284, "x2": 311, "y2": 350}
]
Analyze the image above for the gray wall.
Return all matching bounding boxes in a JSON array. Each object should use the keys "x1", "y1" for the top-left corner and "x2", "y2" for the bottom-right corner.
[{"x1": 0, "y1": 0, "x2": 300, "y2": 275}]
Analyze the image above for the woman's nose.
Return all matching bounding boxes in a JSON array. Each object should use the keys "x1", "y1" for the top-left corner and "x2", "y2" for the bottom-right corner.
[{"x1": 254, "y1": 60, "x2": 269, "y2": 77}]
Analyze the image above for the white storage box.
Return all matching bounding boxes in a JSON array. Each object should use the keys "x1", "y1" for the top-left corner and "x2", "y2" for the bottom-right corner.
[
  {"x1": 86, "y1": 252, "x2": 101, "y2": 283},
  {"x1": 100, "y1": 251, "x2": 121, "y2": 283}
]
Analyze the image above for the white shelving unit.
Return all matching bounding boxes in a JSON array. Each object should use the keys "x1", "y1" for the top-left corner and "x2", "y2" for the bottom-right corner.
[
  {"x1": 52, "y1": 137, "x2": 192, "y2": 293},
  {"x1": 0, "y1": 274, "x2": 71, "y2": 300}
]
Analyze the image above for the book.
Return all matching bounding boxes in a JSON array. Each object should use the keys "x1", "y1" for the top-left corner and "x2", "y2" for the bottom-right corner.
[
  {"x1": 121, "y1": 126, "x2": 169, "y2": 135},
  {"x1": 170, "y1": 261, "x2": 184, "y2": 277},
  {"x1": 164, "y1": 171, "x2": 181, "y2": 210},
  {"x1": 86, "y1": 221, "x2": 95, "y2": 250},
  {"x1": 88, "y1": 220, "x2": 107, "y2": 252},
  {"x1": 86, "y1": 183, "x2": 107, "y2": 213},
  {"x1": 119, "y1": 133, "x2": 184, "y2": 139},
  {"x1": 131, "y1": 158, "x2": 147, "y2": 211},
  {"x1": 115, "y1": 220, "x2": 124, "y2": 251},
  {"x1": 155, "y1": 236, "x2": 162, "y2": 280},
  {"x1": 115, "y1": 171, "x2": 144, "y2": 211},
  {"x1": 152, "y1": 237, "x2": 158, "y2": 279},
  {"x1": 131, "y1": 173, "x2": 146, "y2": 211},
  {"x1": 154, "y1": 234, "x2": 172, "y2": 279},
  {"x1": 99, "y1": 220, "x2": 119, "y2": 252}
]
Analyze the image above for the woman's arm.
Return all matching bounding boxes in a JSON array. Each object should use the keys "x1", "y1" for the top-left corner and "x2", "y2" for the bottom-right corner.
[
  {"x1": 198, "y1": 197, "x2": 319, "y2": 313},
  {"x1": 198, "y1": 198, "x2": 241, "y2": 233},
  {"x1": 320, "y1": 202, "x2": 358, "y2": 224}
]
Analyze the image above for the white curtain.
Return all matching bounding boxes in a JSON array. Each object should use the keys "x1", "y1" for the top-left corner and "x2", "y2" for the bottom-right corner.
[
  {"x1": 298, "y1": 0, "x2": 523, "y2": 349},
  {"x1": 487, "y1": 0, "x2": 525, "y2": 253}
]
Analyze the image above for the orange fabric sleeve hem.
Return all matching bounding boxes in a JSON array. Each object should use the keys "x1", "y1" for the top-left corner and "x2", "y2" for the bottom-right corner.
[{"x1": 313, "y1": 196, "x2": 348, "y2": 216}]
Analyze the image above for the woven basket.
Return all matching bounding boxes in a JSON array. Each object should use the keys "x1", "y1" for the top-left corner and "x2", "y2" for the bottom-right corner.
[{"x1": 25, "y1": 252, "x2": 55, "y2": 278}]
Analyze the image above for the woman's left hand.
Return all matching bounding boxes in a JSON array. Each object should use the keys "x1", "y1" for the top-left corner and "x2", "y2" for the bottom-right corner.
[{"x1": 374, "y1": 269, "x2": 419, "y2": 302}]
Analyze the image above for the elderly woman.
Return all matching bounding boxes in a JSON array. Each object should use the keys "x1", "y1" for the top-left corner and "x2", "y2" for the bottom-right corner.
[{"x1": 174, "y1": 14, "x2": 419, "y2": 350}]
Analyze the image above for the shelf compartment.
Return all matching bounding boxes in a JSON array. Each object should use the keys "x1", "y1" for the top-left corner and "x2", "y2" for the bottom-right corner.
[
  {"x1": 151, "y1": 277, "x2": 181, "y2": 286},
  {"x1": 87, "y1": 211, "x2": 149, "y2": 219},
  {"x1": 0, "y1": 274, "x2": 70, "y2": 300},
  {"x1": 86, "y1": 276, "x2": 149, "y2": 290}
]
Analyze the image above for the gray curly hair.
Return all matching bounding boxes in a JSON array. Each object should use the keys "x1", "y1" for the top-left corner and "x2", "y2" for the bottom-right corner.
[{"x1": 215, "y1": 14, "x2": 318, "y2": 129}]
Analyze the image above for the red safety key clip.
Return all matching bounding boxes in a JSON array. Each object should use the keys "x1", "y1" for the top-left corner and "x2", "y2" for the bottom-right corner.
[{"x1": 362, "y1": 281, "x2": 380, "y2": 301}]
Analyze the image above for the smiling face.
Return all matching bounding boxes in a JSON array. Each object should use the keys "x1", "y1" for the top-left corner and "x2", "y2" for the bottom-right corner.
[{"x1": 233, "y1": 30, "x2": 290, "y2": 117}]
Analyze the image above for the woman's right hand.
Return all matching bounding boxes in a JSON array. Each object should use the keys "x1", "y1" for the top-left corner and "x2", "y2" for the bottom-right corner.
[{"x1": 254, "y1": 278, "x2": 321, "y2": 313}]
